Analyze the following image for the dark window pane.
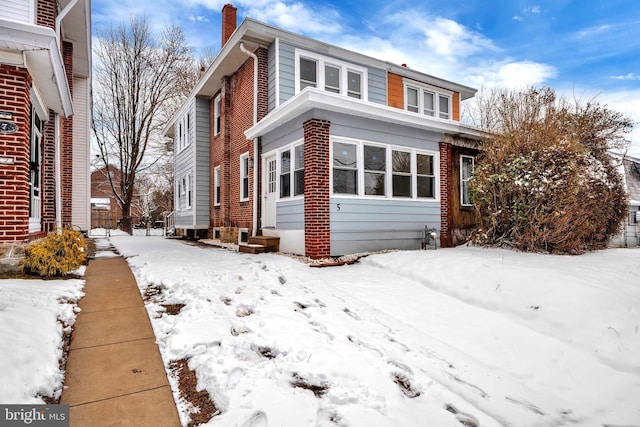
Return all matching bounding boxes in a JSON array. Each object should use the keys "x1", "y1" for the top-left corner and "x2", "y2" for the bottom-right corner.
[
  {"x1": 417, "y1": 176, "x2": 434, "y2": 198},
  {"x1": 365, "y1": 172, "x2": 385, "y2": 196},
  {"x1": 243, "y1": 177, "x2": 249, "y2": 199},
  {"x1": 348, "y1": 71, "x2": 361, "y2": 98},
  {"x1": 281, "y1": 151, "x2": 291, "y2": 173},
  {"x1": 280, "y1": 173, "x2": 290, "y2": 198},
  {"x1": 295, "y1": 145, "x2": 304, "y2": 170},
  {"x1": 333, "y1": 169, "x2": 357, "y2": 194},
  {"x1": 294, "y1": 170, "x2": 304, "y2": 196},
  {"x1": 300, "y1": 58, "x2": 317, "y2": 88},
  {"x1": 325, "y1": 65, "x2": 340, "y2": 92},
  {"x1": 392, "y1": 150, "x2": 411, "y2": 173},
  {"x1": 215, "y1": 187, "x2": 220, "y2": 204},
  {"x1": 333, "y1": 142, "x2": 357, "y2": 168},
  {"x1": 417, "y1": 154, "x2": 433, "y2": 175},
  {"x1": 364, "y1": 145, "x2": 385, "y2": 171},
  {"x1": 393, "y1": 174, "x2": 411, "y2": 197}
]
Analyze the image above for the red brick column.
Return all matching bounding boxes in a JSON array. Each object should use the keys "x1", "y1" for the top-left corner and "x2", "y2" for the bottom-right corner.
[
  {"x1": 61, "y1": 41, "x2": 73, "y2": 226},
  {"x1": 303, "y1": 119, "x2": 331, "y2": 259},
  {"x1": 41, "y1": 114, "x2": 56, "y2": 232},
  {"x1": 439, "y1": 142, "x2": 453, "y2": 247},
  {"x1": 0, "y1": 65, "x2": 31, "y2": 243}
]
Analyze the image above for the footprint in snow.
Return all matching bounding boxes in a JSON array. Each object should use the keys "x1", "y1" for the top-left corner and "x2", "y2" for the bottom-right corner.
[
  {"x1": 343, "y1": 307, "x2": 361, "y2": 320},
  {"x1": 241, "y1": 410, "x2": 267, "y2": 427},
  {"x1": 445, "y1": 404, "x2": 480, "y2": 427}
]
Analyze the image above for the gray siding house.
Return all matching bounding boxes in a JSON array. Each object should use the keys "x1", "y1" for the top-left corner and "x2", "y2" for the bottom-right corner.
[{"x1": 165, "y1": 5, "x2": 485, "y2": 259}]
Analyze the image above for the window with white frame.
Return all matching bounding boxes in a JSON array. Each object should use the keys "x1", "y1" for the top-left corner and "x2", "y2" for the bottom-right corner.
[
  {"x1": 280, "y1": 150, "x2": 291, "y2": 198},
  {"x1": 240, "y1": 153, "x2": 250, "y2": 201},
  {"x1": 404, "y1": 81, "x2": 452, "y2": 120},
  {"x1": 296, "y1": 49, "x2": 367, "y2": 100},
  {"x1": 278, "y1": 144, "x2": 305, "y2": 199},
  {"x1": 392, "y1": 149, "x2": 412, "y2": 197},
  {"x1": 417, "y1": 153, "x2": 435, "y2": 198},
  {"x1": 364, "y1": 144, "x2": 386, "y2": 196},
  {"x1": 294, "y1": 144, "x2": 304, "y2": 196},
  {"x1": 186, "y1": 173, "x2": 192, "y2": 209},
  {"x1": 214, "y1": 166, "x2": 221, "y2": 206},
  {"x1": 332, "y1": 139, "x2": 437, "y2": 200},
  {"x1": 214, "y1": 94, "x2": 221, "y2": 136},
  {"x1": 333, "y1": 142, "x2": 358, "y2": 195},
  {"x1": 460, "y1": 155, "x2": 474, "y2": 206}
]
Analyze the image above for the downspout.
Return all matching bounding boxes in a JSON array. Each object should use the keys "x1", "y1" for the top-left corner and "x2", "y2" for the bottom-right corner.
[
  {"x1": 240, "y1": 42, "x2": 259, "y2": 237},
  {"x1": 55, "y1": 0, "x2": 80, "y2": 41}
]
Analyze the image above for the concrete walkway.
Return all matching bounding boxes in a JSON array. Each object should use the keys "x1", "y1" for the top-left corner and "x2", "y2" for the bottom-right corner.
[{"x1": 60, "y1": 247, "x2": 180, "y2": 427}]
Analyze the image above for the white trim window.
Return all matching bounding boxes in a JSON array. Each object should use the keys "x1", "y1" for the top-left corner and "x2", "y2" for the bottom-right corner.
[
  {"x1": 186, "y1": 173, "x2": 192, "y2": 209},
  {"x1": 403, "y1": 80, "x2": 453, "y2": 120},
  {"x1": 295, "y1": 49, "x2": 367, "y2": 100},
  {"x1": 214, "y1": 94, "x2": 221, "y2": 136},
  {"x1": 332, "y1": 138, "x2": 438, "y2": 200},
  {"x1": 460, "y1": 155, "x2": 475, "y2": 206},
  {"x1": 214, "y1": 166, "x2": 221, "y2": 206},
  {"x1": 176, "y1": 109, "x2": 193, "y2": 152},
  {"x1": 278, "y1": 143, "x2": 305, "y2": 199},
  {"x1": 332, "y1": 141, "x2": 358, "y2": 195},
  {"x1": 240, "y1": 152, "x2": 250, "y2": 201}
]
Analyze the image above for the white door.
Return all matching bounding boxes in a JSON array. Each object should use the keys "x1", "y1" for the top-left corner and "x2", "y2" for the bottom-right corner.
[{"x1": 264, "y1": 155, "x2": 277, "y2": 228}]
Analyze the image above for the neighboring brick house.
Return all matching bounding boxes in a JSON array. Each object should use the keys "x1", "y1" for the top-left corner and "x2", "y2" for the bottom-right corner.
[
  {"x1": 165, "y1": 4, "x2": 483, "y2": 259},
  {"x1": 90, "y1": 165, "x2": 143, "y2": 229},
  {"x1": 0, "y1": 0, "x2": 91, "y2": 249}
]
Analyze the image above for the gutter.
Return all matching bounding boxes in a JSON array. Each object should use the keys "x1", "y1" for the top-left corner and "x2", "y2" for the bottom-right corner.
[{"x1": 240, "y1": 42, "x2": 259, "y2": 238}]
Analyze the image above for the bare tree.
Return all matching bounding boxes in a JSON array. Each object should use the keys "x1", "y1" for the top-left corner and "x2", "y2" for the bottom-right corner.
[{"x1": 92, "y1": 17, "x2": 194, "y2": 233}]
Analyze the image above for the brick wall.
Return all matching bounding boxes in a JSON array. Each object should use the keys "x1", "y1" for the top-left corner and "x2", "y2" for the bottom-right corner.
[
  {"x1": 36, "y1": 0, "x2": 57, "y2": 29},
  {"x1": 41, "y1": 113, "x2": 56, "y2": 232},
  {"x1": 303, "y1": 119, "x2": 331, "y2": 259},
  {"x1": 211, "y1": 47, "x2": 268, "y2": 236},
  {"x1": 61, "y1": 41, "x2": 73, "y2": 226},
  {"x1": 0, "y1": 65, "x2": 31, "y2": 243},
  {"x1": 439, "y1": 142, "x2": 453, "y2": 247}
]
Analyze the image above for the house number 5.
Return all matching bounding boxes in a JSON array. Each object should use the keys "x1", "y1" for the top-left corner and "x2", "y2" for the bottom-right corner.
[{"x1": 336, "y1": 203, "x2": 341, "y2": 211}]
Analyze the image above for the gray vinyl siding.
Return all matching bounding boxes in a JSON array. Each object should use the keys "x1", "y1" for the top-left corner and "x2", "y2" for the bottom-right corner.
[
  {"x1": 268, "y1": 41, "x2": 277, "y2": 112},
  {"x1": 174, "y1": 98, "x2": 211, "y2": 229},
  {"x1": 276, "y1": 199, "x2": 304, "y2": 230},
  {"x1": 277, "y1": 41, "x2": 387, "y2": 106},
  {"x1": 194, "y1": 97, "x2": 210, "y2": 227},
  {"x1": 330, "y1": 198, "x2": 440, "y2": 255},
  {"x1": 367, "y1": 67, "x2": 387, "y2": 105},
  {"x1": 279, "y1": 41, "x2": 296, "y2": 106}
]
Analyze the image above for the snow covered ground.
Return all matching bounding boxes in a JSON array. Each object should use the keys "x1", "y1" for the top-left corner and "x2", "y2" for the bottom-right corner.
[
  {"x1": 0, "y1": 275, "x2": 84, "y2": 403},
  {"x1": 106, "y1": 235, "x2": 640, "y2": 427}
]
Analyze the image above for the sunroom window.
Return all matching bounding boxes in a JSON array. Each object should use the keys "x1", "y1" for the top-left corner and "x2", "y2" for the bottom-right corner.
[
  {"x1": 280, "y1": 150, "x2": 291, "y2": 198},
  {"x1": 333, "y1": 142, "x2": 358, "y2": 195},
  {"x1": 364, "y1": 145, "x2": 386, "y2": 196},
  {"x1": 417, "y1": 154, "x2": 435, "y2": 198},
  {"x1": 294, "y1": 145, "x2": 304, "y2": 196},
  {"x1": 325, "y1": 65, "x2": 340, "y2": 93},
  {"x1": 461, "y1": 155, "x2": 474, "y2": 206},
  {"x1": 392, "y1": 150, "x2": 412, "y2": 197}
]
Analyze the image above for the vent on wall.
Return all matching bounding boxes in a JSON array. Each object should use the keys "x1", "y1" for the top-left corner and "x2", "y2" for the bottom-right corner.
[{"x1": 239, "y1": 228, "x2": 249, "y2": 244}]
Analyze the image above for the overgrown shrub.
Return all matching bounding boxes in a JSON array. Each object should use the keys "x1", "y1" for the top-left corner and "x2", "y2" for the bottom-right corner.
[
  {"x1": 469, "y1": 87, "x2": 631, "y2": 253},
  {"x1": 20, "y1": 229, "x2": 86, "y2": 277}
]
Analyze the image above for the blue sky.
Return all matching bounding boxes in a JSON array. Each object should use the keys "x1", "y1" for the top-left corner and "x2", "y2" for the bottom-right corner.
[{"x1": 91, "y1": 0, "x2": 640, "y2": 155}]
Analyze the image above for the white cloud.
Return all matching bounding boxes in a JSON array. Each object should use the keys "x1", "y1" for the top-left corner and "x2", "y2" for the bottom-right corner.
[
  {"x1": 513, "y1": 15, "x2": 523, "y2": 22},
  {"x1": 611, "y1": 73, "x2": 640, "y2": 81},
  {"x1": 467, "y1": 60, "x2": 557, "y2": 89},
  {"x1": 188, "y1": 15, "x2": 209, "y2": 22},
  {"x1": 525, "y1": 5, "x2": 541, "y2": 14}
]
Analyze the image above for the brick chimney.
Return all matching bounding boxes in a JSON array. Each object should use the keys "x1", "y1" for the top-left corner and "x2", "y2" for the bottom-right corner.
[{"x1": 221, "y1": 4, "x2": 237, "y2": 47}]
